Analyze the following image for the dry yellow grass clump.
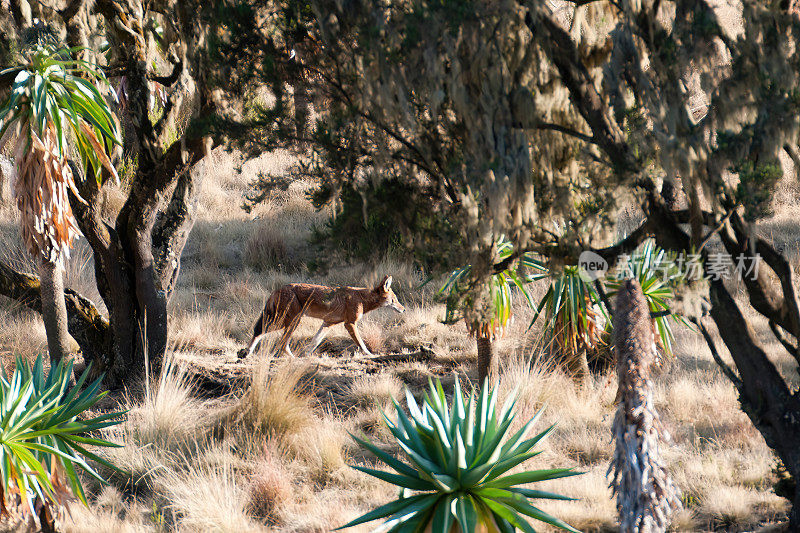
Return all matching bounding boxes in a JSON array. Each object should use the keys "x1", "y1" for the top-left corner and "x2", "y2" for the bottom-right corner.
[{"x1": 0, "y1": 148, "x2": 793, "y2": 532}]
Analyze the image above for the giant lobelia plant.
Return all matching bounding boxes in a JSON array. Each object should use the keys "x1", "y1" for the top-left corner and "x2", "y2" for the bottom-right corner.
[
  {"x1": 439, "y1": 238, "x2": 537, "y2": 385},
  {"x1": 340, "y1": 377, "x2": 581, "y2": 532},
  {"x1": 0, "y1": 355, "x2": 124, "y2": 524},
  {"x1": 0, "y1": 42, "x2": 120, "y2": 363}
]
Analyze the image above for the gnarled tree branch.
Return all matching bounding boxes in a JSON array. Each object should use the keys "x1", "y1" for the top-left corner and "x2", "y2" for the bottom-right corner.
[{"x1": 0, "y1": 259, "x2": 110, "y2": 371}]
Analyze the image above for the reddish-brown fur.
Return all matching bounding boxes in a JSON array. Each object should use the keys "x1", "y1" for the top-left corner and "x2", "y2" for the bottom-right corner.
[{"x1": 241, "y1": 275, "x2": 404, "y2": 358}]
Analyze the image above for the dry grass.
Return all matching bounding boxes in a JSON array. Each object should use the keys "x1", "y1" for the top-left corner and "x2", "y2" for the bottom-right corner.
[
  {"x1": 126, "y1": 356, "x2": 213, "y2": 451},
  {"x1": 246, "y1": 446, "x2": 293, "y2": 523},
  {"x1": 244, "y1": 224, "x2": 291, "y2": 271},
  {"x1": 156, "y1": 454, "x2": 260, "y2": 533},
  {"x1": 0, "y1": 307, "x2": 46, "y2": 360},
  {"x1": 0, "y1": 146, "x2": 794, "y2": 532},
  {"x1": 236, "y1": 360, "x2": 316, "y2": 437},
  {"x1": 340, "y1": 373, "x2": 404, "y2": 408}
]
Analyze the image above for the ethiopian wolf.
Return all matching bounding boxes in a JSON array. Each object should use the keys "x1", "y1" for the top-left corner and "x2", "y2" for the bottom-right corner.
[{"x1": 240, "y1": 275, "x2": 405, "y2": 359}]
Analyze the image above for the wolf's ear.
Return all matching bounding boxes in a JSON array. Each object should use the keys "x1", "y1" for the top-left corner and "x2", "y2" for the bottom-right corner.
[{"x1": 378, "y1": 275, "x2": 393, "y2": 292}]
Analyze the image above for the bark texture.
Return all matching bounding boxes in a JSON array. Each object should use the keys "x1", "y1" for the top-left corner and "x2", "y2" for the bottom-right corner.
[
  {"x1": 476, "y1": 335, "x2": 492, "y2": 386},
  {"x1": 609, "y1": 279, "x2": 681, "y2": 533},
  {"x1": 37, "y1": 258, "x2": 73, "y2": 363}
]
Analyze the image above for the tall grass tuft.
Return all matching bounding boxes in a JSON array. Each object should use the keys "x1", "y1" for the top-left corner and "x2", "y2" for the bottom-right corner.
[
  {"x1": 237, "y1": 360, "x2": 316, "y2": 437},
  {"x1": 127, "y1": 355, "x2": 210, "y2": 451}
]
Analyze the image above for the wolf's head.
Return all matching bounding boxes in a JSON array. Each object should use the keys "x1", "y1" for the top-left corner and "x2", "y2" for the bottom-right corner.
[{"x1": 376, "y1": 275, "x2": 405, "y2": 313}]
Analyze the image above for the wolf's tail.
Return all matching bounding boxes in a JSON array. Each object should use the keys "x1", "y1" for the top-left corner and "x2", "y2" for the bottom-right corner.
[
  {"x1": 253, "y1": 300, "x2": 276, "y2": 336},
  {"x1": 253, "y1": 291, "x2": 289, "y2": 337}
]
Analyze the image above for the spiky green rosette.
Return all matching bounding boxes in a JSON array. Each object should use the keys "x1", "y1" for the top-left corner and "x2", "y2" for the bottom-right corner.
[
  {"x1": 439, "y1": 237, "x2": 537, "y2": 339},
  {"x1": 605, "y1": 239, "x2": 690, "y2": 358},
  {"x1": 340, "y1": 378, "x2": 581, "y2": 532},
  {"x1": 0, "y1": 355, "x2": 124, "y2": 517}
]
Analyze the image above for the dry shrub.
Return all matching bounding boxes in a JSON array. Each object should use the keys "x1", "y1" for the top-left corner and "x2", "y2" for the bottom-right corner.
[
  {"x1": 238, "y1": 360, "x2": 316, "y2": 437},
  {"x1": 538, "y1": 469, "x2": 616, "y2": 533},
  {"x1": 171, "y1": 311, "x2": 239, "y2": 354},
  {"x1": 0, "y1": 308, "x2": 46, "y2": 360},
  {"x1": 348, "y1": 404, "x2": 392, "y2": 442},
  {"x1": 561, "y1": 426, "x2": 611, "y2": 466},
  {"x1": 390, "y1": 361, "x2": 434, "y2": 388},
  {"x1": 497, "y1": 354, "x2": 560, "y2": 410},
  {"x1": 341, "y1": 374, "x2": 403, "y2": 408},
  {"x1": 244, "y1": 225, "x2": 291, "y2": 270},
  {"x1": 156, "y1": 457, "x2": 259, "y2": 533},
  {"x1": 698, "y1": 485, "x2": 787, "y2": 530},
  {"x1": 61, "y1": 486, "x2": 153, "y2": 533},
  {"x1": 61, "y1": 504, "x2": 152, "y2": 533},
  {"x1": 287, "y1": 415, "x2": 348, "y2": 479},
  {"x1": 383, "y1": 305, "x2": 470, "y2": 356},
  {"x1": 127, "y1": 356, "x2": 211, "y2": 450},
  {"x1": 95, "y1": 436, "x2": 165, "y2": 497},
  {"x1": 246, "y1": 445, "x2": 293, "y2": 523}
]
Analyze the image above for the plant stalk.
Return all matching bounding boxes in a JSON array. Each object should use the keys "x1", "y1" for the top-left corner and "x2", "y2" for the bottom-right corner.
[
  {"x1": 476, "y1": 335, "x2": 492, "y2": 386},
  {"x1": 38, "y1": 256, "x2": 73, "y2": 363}
]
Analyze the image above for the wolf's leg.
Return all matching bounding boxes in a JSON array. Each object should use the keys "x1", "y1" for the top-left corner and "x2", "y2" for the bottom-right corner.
[
  {"x1": 345, "y1": 322, "x2": 374, "y2": 356},
  {"x1": 275, "y1": 296, "x2": 303, "y2": 357},
  {"x1": 306, "y1": 322, "x2": 331, "y2": 355},
  {"x1": 276, "y1": 323, "x2": 302, "y2": 357},
  {"x1": 242, "y1": 332, "x2": 269, "y2": 359},
  {"x1": 240, "y1": 301, "x2": 282, "y2": 358}
]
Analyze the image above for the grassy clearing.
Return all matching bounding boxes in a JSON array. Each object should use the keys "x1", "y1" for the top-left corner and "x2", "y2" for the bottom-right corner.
[{"x1": 0, "y1": 147, "x2": 793, "y2": 531}]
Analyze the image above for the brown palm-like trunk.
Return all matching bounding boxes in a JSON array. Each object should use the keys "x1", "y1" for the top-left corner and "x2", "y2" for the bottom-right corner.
[
  {"x1": 476, "y1": 335, "x2": 493, "y2": 386},
  {"x1": 609, "y1": 279, "x2": 681, "y2": 532},
  {"x1": 570, "y1": 351, "x2": 591, "y2": 382},
  {"x1": 38, "y1": 258, "x2": 72, "y2": 364}
]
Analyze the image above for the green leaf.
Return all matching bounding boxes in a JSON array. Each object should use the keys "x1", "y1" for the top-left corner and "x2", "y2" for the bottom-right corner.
[
  {"x1": 482, "y1": 498, "x2": 539, "y2": 533},
  {"x1": 454, "y1": 495, "x2": 479, "y2": 533},
  {"x1": 335, "y1": 494, "x2": 431, "y2": 530},
  {"x1": 482, "y1": 469, "x2": 582, "y2": 489},
  {"x1": 350, "y1": 465, "x2": 432, "y2": 491},
  {"x1": 513, "y1": 487, "x2": 577, "y2": 501},
  {"x1": 350, "y1": 434, "x2": 420, "y2": 479},
  {"x1": 494, "y1": 492, "x2": 581, "y2": 533},
  {"x1": 430, "y1": 494, "x2": 455, "y2": 533},
  {"x1": 499, "y1": 409, "x2": 543, "y2": 457}
]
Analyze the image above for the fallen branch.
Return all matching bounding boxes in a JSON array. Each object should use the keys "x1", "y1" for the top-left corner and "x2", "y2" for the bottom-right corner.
[
  {"x1": 0, "y1": 259, "x2": 110, "y2": 365},
  {"x1": 370, "y1": 345, "x2": 437, "y2": 364}
]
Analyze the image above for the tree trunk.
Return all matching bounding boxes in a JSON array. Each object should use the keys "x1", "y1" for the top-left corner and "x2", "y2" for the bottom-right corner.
[
  {"x1": 609, "y1": 279, "x2": 681, "y2": 532},
  {"x1": 792, "y1": 490, "x2": 800, "y2": 531},
  {"x1": 567, "y1": 351, "x2": 591, "y2": 382},
  {"x1": 647, "y1": 197, "x2": 800, "y2": 524},
  {"x1": 660, "y1": 178, "x2": 682, "y2": 211},
  {"x1": 476, "y1": 335, "x2": 492, "y2": 386},
  {"x1": 708, "y1": 278, "x2": 800, "y2": 530},
  {"x1": 38, "y1": 258, "x2": 73, "y2": 364}
]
